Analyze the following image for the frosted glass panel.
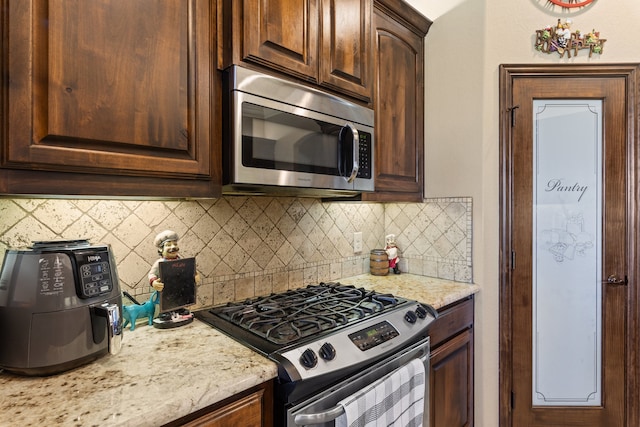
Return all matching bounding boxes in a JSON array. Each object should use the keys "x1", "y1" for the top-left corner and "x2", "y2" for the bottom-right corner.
[{"x1": 532, "y1": 100, "x2": 602, "y2": 406}]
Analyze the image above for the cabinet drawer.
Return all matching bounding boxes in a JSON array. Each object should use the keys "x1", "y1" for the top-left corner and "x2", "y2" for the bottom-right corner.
[
  {"x1": 165, "y1": 380, "x2": 273, "y2": 427},
  {"x1": 181, "y1": 390, "x2": 264, "y2": 427},
  {"x1": 429, "y1": 297, "x2": 474, "y2": 348}
]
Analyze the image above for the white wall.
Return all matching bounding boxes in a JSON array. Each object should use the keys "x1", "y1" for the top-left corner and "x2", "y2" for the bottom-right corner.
[{"x1": 407, "y1": 0, "x2": 639, "y2": 425}]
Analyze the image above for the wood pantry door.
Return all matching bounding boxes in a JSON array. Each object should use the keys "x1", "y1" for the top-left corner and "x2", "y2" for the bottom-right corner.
[{"x1": 499, "y1": 65, "x2": 640, "y2": 427}]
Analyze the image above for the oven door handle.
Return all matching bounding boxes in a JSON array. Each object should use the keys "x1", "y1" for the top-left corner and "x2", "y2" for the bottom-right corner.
[
  {"x1": 293, "y1": 352, "x2": 429, "y2": 425},
  {"x1": 293, "y1": 404, "x2": 345, "y2": 425}
]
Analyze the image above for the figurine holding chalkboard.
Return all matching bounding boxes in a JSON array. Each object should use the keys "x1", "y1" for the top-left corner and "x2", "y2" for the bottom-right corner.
[
  {"x1": 148, "y1": 230, "x2": 197, "y2": 328},
  {"x1": 148, "y1": 230, "x2": 181, "y2": 292}
]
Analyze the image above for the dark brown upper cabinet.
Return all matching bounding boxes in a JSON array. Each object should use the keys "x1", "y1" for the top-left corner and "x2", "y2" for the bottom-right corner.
[
  {"x1": 219, "y1": 0, "x2": 373, "y2": 102},
  {"x1": 1, "y1": 0, "x2": 220, "y2": 198},
  {"x1": 363, "y1": 0, "x2": 431, "y2": 202},
  {"x1": 2, "y1": 0, "x2": 428, "y2": 201}
]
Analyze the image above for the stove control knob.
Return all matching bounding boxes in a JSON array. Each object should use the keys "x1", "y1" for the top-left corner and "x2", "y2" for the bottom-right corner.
[
  {"x1": 415, "y1": 306, "x2": 428, "y2": 319},
  {"x1": 319, "y1": 342, "x2": 336, "y2": 361},
  {"x1": 405, "y1": 310, "x2": 418, "y2": 324},
  {"x1": 300, "y1": 348, "x2": 318, "y2": 369}
]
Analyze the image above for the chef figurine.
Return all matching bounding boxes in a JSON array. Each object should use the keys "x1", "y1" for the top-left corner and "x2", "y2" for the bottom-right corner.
[
  {"x1": 148, "y1": 230, "x2": 181, "y2": 292},
  {"x1": 385, "y1": 234, "x2": 401, "y2": 274}
]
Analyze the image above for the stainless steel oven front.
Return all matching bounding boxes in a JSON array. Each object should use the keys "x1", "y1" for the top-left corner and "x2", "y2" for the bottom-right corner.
[
  {"x1": 223, "y1": 65, "x2": 375, "y2": 196},
  {"x1": 287, "y1": 336, "x2": 430, "y2": 427}
]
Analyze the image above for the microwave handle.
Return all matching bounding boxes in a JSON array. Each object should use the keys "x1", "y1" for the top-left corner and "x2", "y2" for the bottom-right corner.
[{"x1": 339, "y1": 123, "x2": 359, "y2": 183}]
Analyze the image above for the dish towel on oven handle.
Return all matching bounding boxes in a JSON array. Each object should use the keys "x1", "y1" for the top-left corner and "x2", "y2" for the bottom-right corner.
[{"x1": 335, "y1": 358, "x2": 426, "y2": 427}]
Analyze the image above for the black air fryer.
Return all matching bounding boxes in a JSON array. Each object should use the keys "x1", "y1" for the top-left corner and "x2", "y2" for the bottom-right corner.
[{"x1": 0, "y1": 240, "x2": 123, "y2": 375}]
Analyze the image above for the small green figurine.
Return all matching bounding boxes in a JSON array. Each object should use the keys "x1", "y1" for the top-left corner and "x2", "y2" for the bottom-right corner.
[{"x1": 122, "y1": 291, "x2": 159, "y2": 331}]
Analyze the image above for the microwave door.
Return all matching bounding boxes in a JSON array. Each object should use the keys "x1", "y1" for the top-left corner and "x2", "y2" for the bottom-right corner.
[
  {"x1": 243, "y1": 112, "x2": 342, "y2": 176},
  {"x1": 292, "y1": 132, "x2": 338, "y2": 171}
]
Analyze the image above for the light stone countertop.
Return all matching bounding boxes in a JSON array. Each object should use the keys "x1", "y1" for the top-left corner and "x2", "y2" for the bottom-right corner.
[
  {"x1": 339, "y1": 273, "x2": 480, "y2": 309},
  {"x1": 0, "y1": 274, "x2": 477, "y2": 426},
  {"x1": 0, "y1": 320, "x2": 277, "y2": 427}
]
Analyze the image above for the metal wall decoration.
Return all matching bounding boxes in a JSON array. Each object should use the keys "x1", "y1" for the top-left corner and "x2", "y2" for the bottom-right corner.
[{"x1": 535, "y1": 19, "x2": 606, "y2": 58}]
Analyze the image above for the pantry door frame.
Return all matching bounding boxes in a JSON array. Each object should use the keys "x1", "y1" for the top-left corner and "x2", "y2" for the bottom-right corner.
[{"x1": 498, "y1": 63, "x2": 640, "y2": 427}]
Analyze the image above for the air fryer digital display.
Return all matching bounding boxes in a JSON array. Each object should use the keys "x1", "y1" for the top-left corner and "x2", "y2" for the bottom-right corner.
[{"x1": 74, "y1": 250, "x2": 114, "y2": 298}]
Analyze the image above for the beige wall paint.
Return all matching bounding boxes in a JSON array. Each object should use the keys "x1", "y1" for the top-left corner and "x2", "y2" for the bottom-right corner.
[
  {"x1": 405, "y1": 0, "x2": 463, "y2": 20},
  {"x1": 416, "y1": 0, "x2": 639, "y2": 425}
]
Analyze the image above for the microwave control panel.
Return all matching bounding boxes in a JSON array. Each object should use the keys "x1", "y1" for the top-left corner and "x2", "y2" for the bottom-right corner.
[{"x1": 357, "y1": 131, "x2": 372, "y2": 179}]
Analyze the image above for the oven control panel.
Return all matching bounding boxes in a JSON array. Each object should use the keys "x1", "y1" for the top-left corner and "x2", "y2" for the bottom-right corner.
[
  {"x1": 277, "y1": 302, "x2": 436, "y2": 381},
  {"x1": 348, "y1": 321, "x2": 399, "y2": 351}
]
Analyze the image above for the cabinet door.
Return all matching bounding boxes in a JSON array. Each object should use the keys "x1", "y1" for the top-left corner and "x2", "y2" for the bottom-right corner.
[
  {"x1": 243, "y1": 0, "x2": 319, "y2": 82},
  {"x1": 428, "y1": 297, "x2": 474, "y2": 427},
  {"x1": 363, "y1": 1, "x2": 430, "y2": 202},
  {"x1": 319, "y1": 0, "x2": 372, "y2": 101},
  {"x1": 430, "y1": 328, "x2": 474, "y2": 427},
  {"x1": 2, "y1": 0, "x2": 219, "y2": 197}
]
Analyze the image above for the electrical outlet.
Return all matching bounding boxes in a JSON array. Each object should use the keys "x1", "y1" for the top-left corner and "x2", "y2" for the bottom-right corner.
[{"x1": 353, "y1": 231, "x2": 363, "y2": 253}]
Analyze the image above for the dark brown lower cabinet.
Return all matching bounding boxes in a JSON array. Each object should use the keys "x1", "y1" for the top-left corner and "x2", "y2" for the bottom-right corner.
[
  {"x1": 165, "y1": 380, "x2": 274, "y2": 427},
  {"x1": 429, "y1": 297, "x2": 474, "y2": 427}
]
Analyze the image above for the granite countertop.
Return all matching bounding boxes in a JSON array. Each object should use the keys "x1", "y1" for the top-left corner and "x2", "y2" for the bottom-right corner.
[
  {"x1": 0, "y1": 320, "x2": 277, "y2": 427},
  {"x1": 0, "y1": 274, "x2": 477, "y2": 426},
  {"x1": 339, "y1": 273, "x2": 480, "y2": 309}
]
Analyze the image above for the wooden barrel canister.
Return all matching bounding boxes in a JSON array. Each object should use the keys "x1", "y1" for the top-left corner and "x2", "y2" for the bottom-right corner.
[{"x1": 370, "y1": 249, "x2": 389, "y2": 276}]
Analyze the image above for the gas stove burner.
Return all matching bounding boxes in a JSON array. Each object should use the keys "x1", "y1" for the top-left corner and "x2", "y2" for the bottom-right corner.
[{"x1": 210, "y1": 282, "x2": 407, "y2": 345}]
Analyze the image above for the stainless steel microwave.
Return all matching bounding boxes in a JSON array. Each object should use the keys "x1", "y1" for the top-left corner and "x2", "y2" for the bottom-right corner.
[{"x1": 223, "y1": 66, "x2": 374, "y2": 197}]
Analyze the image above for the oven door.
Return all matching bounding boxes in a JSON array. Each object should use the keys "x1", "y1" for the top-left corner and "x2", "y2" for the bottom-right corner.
[{"x1": 286, "y1": 336, "x2": 430, "y2": 427}]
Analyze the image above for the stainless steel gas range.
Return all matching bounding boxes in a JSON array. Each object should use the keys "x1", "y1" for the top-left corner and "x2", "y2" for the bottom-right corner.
[{"x1": 195, "y1": 282, "x2": 437, "y2": 426}]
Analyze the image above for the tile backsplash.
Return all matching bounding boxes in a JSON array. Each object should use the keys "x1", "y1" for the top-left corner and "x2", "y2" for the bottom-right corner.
[{"x1": 0, "y1": 196, "x2": 472, "y2": 308}]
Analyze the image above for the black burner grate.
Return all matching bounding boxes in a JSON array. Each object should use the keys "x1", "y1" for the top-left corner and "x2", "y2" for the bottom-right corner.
[{"x1": 210, "y1": 282, "x2": 404, "y2": 345}]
